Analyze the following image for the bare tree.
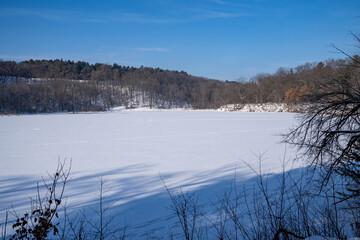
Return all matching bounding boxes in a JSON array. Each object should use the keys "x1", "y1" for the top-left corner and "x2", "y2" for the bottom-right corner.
[
  {"x1": 81, "y1": 177, "x2": 126, "y2": 240},
  {"x1": 162, "y1": 177, "x2": 203, "y2": 240},
  {"x1": 284, "y1": 32, "x2": 360, "y2": 202}
]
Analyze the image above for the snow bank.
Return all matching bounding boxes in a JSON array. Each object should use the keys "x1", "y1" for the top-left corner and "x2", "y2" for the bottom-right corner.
[
  {"x1": 110, "y1": 106, "x2": 191, "y2": 112},
  {"x1": 218, "y1": 103, "x2": 307, "y2": 112},
  {"x1": 110, "y1": 102, "x2": 310, "y2": 113}
]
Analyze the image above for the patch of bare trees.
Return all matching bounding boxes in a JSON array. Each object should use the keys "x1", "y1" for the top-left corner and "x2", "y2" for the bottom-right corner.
[{"x1": 1, "y1": 54, "x2": 358, "y2": 114}]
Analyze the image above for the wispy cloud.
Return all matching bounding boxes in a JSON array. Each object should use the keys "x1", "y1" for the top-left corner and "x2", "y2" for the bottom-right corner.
[
  {"x1": 0, "y1": 6, "x2": 254, "y2": 24},
  {"x1": 0, "y1": 8, "x2": 83, "y2": 22},
  {"x1": 0, "y1": 8, "x2": 168, "y2": 24},
  {"x1": 186, "y1": 8, "x2": 255, "y2": 20},
  {"x1": 135, "y1": 47, "x2": 169, "y2": 52},
  {"x1": 204, "y1": 0, "x2": 228, "y2": 5}
]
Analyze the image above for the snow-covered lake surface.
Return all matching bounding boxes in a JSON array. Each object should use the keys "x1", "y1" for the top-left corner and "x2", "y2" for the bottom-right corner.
[{"x1": 0, "y1": 110, "x2": 301, "y2": 237}]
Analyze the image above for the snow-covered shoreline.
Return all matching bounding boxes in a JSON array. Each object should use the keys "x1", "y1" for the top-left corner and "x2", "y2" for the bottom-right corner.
[
  {"x1": 217, "y1": 102, "x2": 307, "y2": 112},
  {"x1": 110, "y1": 102, "x2": 307, "y2": 113},
  {"x1": 0, "y1": 103, "x2": 307, "y2": 116}
]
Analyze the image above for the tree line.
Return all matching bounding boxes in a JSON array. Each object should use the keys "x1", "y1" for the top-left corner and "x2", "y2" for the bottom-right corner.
[{"x1": 0, "y1": 56, "x2": 358, "y2": 114}]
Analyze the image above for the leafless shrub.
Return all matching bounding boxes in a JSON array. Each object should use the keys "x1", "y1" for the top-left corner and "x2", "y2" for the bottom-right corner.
[
  {"x1": 78, "y1": 177, "x2": 127, "y2": 240},
  {"x1": 8, "y1": 160, "x2": 70, "y2": 240},
  {"x1": 162, "y1": 177, "x2": 204, "y2": 240}
]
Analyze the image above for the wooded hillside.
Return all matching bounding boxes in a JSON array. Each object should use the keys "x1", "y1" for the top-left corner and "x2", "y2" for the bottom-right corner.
[{"x1": 0, "y1": 57, "x2": 358, "y2": 114}]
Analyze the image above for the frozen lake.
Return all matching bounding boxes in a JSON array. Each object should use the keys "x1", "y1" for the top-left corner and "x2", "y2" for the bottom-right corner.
[
  {"x1": 0, "y1": 110, "x2": 300, "y2": 237},
  {"x1": 0, "y1": 110, "x2": 297, "y2": 176}
]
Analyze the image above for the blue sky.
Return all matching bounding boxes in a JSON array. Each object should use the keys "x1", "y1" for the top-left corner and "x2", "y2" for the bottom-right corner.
[{"x1": 0, "y1": 0, "x2": 359, "y2": 81}]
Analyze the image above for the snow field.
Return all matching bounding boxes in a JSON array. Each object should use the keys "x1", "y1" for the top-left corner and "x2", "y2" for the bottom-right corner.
[{"x1": 0, "y1": 110, "x2": 300, "y2": 237}]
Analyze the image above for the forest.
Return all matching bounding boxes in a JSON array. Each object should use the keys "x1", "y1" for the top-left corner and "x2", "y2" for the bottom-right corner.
[{"x1": 0, "y1": 56, "x2": 358, "y2": 114}]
